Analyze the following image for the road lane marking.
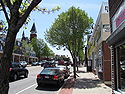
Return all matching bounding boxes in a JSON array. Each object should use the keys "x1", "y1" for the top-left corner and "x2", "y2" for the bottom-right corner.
[{"x1": 16, "y1": 84, "x2": 37, "y2": 94}]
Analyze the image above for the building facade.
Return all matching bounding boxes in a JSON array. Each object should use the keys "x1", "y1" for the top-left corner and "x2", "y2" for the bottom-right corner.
[
  {"x1": 107, "y1": 0, "x2": 125, "y2": 93},
  {"x1": 87, "y1": 2, "x2": 111, "y2": 85},
  {"x1": 0, "y1": 23, "x2": 38, "y2": 63}
]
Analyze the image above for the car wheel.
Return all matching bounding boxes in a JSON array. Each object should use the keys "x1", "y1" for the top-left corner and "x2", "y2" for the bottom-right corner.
[
  {"x1": 13, "y1": 74, "x2": 18, "y2": 81},
  {"x1": 57, "y1": 81, "x2": 62, "y2": 87},
  {"x1": 24, "y1": 72, "x2": 28, "y2": 78}
]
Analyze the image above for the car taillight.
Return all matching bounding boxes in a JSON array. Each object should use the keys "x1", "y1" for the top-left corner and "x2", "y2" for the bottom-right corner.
[
  {"x1": 53, "y1": 75, "x2": 59, "y2": 80},
  {"x1": 9, "y1": 68, "x2": 12, "y2": 71},
  {"x1": 37, "y1": 74, "x2": 41, "y2": 78}
]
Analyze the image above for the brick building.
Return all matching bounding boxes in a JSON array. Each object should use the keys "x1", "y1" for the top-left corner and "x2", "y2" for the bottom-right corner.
[
  {"x1": 87, "y1": 2, "x2": 111, "y2": 85},
  {"x1": 107, "y1": 0, "x2": 125, "y2": 93}
]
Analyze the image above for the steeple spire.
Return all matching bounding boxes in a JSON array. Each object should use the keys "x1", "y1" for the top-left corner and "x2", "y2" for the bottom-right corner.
[
  {"x1": 22, "y1": 31, "x2": 25, "y2": 38},
  {"x1": 21, "y1": 31, "x2": 26, "y2": 41},
  {"x1": 30, "y1": 23, "x2": 37, "y2": 34},
  {"x1": 30, "y1": 23, "x2": 37, "y2": 41}
]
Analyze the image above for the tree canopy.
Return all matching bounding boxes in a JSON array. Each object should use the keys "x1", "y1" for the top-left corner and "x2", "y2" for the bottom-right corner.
[
  {"x1": 31, "y1": 38, "x2": 55, "y2": 58},
  {"x1": 45, "y1": 6, "x2": 93, "y2": 60},
  {"x1": 0, "y1": 0, "x2": 60, "y2": 93}
]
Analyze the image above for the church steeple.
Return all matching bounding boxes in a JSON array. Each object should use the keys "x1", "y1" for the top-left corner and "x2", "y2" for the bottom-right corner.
[
  {"x1": 30, "y1": 23, "x2": 37, "y2": 34},
  {"x1": 30, "y1": 23, "x2": 37, "y2": 41},
  {"x1": 21, "y1": 31, "x2": 26, "y2": 41},
  {"x1": 22, "y1": 31, "x2": 25, "y2": 37}
]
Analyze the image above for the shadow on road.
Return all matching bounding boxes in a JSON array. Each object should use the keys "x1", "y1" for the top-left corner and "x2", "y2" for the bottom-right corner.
[
  {"x1": 76, "y1": 70, "x2": 86, "y2": 73},
  {"x1": 35, "y1": 84, "x2": 62, "y2": 91},
  {"x1": 9, "y1": 77, "x2": 26, "y2": 83}
]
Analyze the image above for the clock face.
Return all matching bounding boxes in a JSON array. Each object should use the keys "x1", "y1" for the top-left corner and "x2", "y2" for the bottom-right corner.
[{"x1": 103, "y1": 24, "x2": 110, "y2": 32}]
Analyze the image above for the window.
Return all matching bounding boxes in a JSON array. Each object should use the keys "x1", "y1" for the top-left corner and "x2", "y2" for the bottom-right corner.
[{"x1": 118, "y1": 44, "x2": 125, "y2": 92}]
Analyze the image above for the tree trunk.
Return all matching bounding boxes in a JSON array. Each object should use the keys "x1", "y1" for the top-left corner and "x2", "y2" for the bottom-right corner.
[
  {"x1": 0, "y1": 29, "x2": 17, "y2": 94},
  {"x1": 72, "y1": 53, "x2": 77, "y2": 79},
  {"x1": 76, "y1": 63, "x2": 79, "y2": 71}
]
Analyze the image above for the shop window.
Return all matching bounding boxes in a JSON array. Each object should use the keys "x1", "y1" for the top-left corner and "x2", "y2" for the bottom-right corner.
[{"x1": 119, "y1": 44, "x2": 125, "y2": 92}]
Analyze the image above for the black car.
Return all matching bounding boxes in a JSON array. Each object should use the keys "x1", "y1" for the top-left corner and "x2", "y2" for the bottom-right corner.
[
  {"x1": 43, "y1": 62, "x2": 57, "y2": 68},
  {"x1": 9, "y1": 62, "x2": 29, "y2": 81},
  {"x1": 36, "y1": 67, "x2": 64, "y2": 87}
]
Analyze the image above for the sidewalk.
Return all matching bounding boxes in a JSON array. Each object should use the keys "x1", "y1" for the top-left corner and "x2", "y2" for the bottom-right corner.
[{"x1": 57, "y1": 66, "x2": 112, "y2": 94}]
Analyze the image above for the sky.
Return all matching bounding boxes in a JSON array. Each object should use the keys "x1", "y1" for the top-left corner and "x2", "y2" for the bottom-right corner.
[{"x1": 1, "y1": 0, "x2": 108, "y2": 59}]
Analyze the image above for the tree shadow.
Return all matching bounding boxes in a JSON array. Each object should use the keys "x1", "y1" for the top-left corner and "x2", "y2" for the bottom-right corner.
[
  {"x1": 73, "y1": 78, "x2": 102, "y2": 89},
  {"x1": 61, "y1": 77, "x2": 104, "y2": 89},
  {"x1": 61, "y1": 77, "x2": 75, "y2": 89},
  {"x1": 76, "y1": 70, "x2": 86, "y2": 73}
]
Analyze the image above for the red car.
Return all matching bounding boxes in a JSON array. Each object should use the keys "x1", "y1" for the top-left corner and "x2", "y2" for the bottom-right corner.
[{"x1": 58, "y1": 60, "x2": 64, "y2": 65}]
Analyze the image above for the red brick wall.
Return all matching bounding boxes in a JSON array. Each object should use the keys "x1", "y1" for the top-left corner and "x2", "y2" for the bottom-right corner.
[{"x1": 102, "y1": 41, "x2": 111, "y2": 81}]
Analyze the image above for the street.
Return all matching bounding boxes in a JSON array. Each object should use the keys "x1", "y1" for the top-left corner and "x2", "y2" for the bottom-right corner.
[{"x1": 9, "y1": 66, "x2": 61, "y2": 94}]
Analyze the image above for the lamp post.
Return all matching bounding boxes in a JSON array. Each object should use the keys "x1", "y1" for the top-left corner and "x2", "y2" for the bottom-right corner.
[
  {"x1": 85, "y1": 46, "x2": 88, "y2": 72},
  {"x1": 85, "y1": 25, "x2": 93, "y2": 72}
]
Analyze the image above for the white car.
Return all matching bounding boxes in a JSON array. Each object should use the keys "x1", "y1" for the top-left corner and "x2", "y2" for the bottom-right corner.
[{"x1": 19, "y1": 61, "x2": 28, "y2": 67}]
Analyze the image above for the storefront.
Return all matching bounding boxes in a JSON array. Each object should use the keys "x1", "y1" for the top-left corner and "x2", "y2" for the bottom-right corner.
[{"x1": 107, "y1": 0, "x2": 125, "y2": 93}]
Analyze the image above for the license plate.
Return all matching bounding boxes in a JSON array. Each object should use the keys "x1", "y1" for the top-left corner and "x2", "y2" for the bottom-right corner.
[{"x1": 45, "y1": 76, "x2": 49, "y2": 78}]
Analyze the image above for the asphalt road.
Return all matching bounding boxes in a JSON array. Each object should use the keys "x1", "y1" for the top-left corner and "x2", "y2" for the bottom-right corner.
[{"x1": 9, "y1": 66, "x2": 61, "y2": 94}]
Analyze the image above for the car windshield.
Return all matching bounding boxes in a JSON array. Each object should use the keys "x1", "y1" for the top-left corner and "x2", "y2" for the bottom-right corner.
[
  {"x1": 41, "y1": 69, "x2": 59, "y2": 75},
  {"x1": 11, "y1": 62, "x2": 21, "y2": 68}
]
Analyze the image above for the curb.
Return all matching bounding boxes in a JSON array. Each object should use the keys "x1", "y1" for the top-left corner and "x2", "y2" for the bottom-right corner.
[
  {"x1": 56, "y1": 75, "x2": 75, "y2": 94},
  {"x1": 56, "y1": 77, "x2": 70, "y2": 94}
]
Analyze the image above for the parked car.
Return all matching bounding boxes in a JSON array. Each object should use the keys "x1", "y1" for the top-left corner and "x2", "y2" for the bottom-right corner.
[
  {"x1": 43, "y1": 62, "x2": 57, "y2": 68},
  {"x1": 58, "y1": 60, "x2": 65, "y2": 65},
  {"x1": 19, "y1": 61, "x2": 28, "y2": 67},
  {"x1": 36, "y1": 67, "x2": 64, "y2": 86},
  {"x1": 56, "y1": 65, "x2": 70, "y2": 79},
  {"x1": 39, "y1": 60, "x2": 46, "y2": 66},
  {"x1": 9, "y1": 62, "x2": 29, "y2": 81},
  {"x1": 32, "y1": 62, "x2": 39, "y2": 66}
]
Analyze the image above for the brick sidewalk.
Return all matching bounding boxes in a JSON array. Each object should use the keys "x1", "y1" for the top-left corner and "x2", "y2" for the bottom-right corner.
[{"x1": 57, "y1": 66, "x2": 112, "y2": 94}]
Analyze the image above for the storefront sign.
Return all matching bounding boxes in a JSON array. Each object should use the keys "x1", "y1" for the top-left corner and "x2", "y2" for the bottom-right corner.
[
  {"x1": 115, "y1": 9, "x2": 125, "y2": 28},
  {"x1": 112, "y1": 1, "x2": 125, "y2": 32}
]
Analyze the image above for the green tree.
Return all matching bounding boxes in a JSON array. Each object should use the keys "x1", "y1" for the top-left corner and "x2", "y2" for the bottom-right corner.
[
  {"x1": 0, "y1": 0, "x2": 60, "y2": 93},
  {"x1": 45, "y1": 6, "x2": 93, "y2": 78},
  {"x1": 31, "y1": 38, "x2": 45, "y2": 59},
  {"x1": 41, "y1": 43, "x2": 55, "y2": 57},
  {"x1": 31, "y1": 38, "x2": 55, "y2": 59},
  {"x1": 21, "y1": 40, "x2": 35, "y2": 56}
]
